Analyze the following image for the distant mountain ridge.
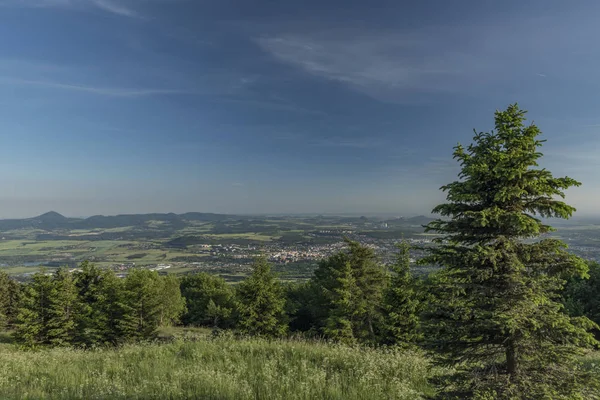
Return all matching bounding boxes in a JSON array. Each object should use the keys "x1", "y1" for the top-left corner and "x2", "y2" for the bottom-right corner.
[
  {"x1": 0, "y1": 211, "x2": 236, "y2": 231},
  {"x1": 0, "y1": 212, "x2": 436, "y2": 232}
]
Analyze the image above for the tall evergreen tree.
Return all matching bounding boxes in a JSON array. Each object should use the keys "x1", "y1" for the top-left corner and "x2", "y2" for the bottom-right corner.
[
  {"x1": 180, "y1": 272, "x2": 234, "y2": 328},
  {"x1": 311, "y1": 240, "x2": 388, "y2": 343},
  {"x1": 73, "y1": 262, "x2": 137, "y2": 346},
  {"x1": 14, "y1": 271, "x2": 56, "y2": 347},
  {"x1": 422, "y1": 104, "x2": 598, "y2": 399},
  {"x1": 124, "y1": 269, "x2": 163, "y2": 340},
  {"x1": 236, "y1": 256, "x2": 287, "y2": 337},
  {"x1": 99, "y1": 269, "x2": 137, "y2": 345},
  {"x1": 345, "y1": 239, "x2": 388, "y2": 342},
  {"x1": 321, "y1": 254, "x2": 355, "y2": 344},
  {"x1": 72, "y1": 262, "x2": 111, "y2": 347},
  {"x1": 46, "y1": 268, "x2": 78, "y2": 346},
  {"x1": 0, "y1": 272, "x2": 19, "y2": 328},
  {"x1": 382, "y1": 240, "x2": 422, "y2": 347}
]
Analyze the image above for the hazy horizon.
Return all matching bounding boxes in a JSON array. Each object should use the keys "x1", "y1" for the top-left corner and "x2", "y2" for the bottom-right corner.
[
  {"x1": 4, "y1": 209, "x2": 600, "y2": 222},
  {"x1": 2, "y1": 0, "x2": 600, "y2": 217}
]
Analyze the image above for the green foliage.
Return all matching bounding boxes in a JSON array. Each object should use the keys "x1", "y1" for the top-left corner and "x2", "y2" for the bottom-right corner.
[
  {"x1": 322, "y1": 254, "x2": 356, "y2": 344},
  {"x1": 14, "y1": 262, "x2": 184, "y2": 348},
  {"x1": 382, "y1": 240, "x2": 422, "y2": 347},
  {"x1": 73, "y1": 262, "x2": 136, "y2": 347},
  {"x1": 180, "y1": 272, "x2": 235, "y2": 328},
  {"x1": 236, "y1": 256, "x2": 287, "y2": 337},
  {"x1": 422, "y1": 104, "x2": 598, "y2": 399},
  {"x1": 72, "y1": 262, "x2": 115, "y2": 347},
  {"x1": 14, "y1": 270, "x2": 59, "y2": 347},
  {"x1": 0, "y1": 271, "x2": 20, "y2": 328},
  {"x1": 14, "y1": 268, "x2": 78, "y2": 347},
  {"x1": 563, "y1": 260, "x2": 600, "y2": 337},
  {"x1": 46, "y1": 268, "x2": 78, "y2": 346},
  {"x1": 311, "y1": 239, "x2": 388, "y2": 343},
  {"x1": 156, "y1": 274, "x2": 186, "y2": 327},
  {"x1": 283, "y1": 281, "x2": 320, "y2": 333},
  {"x1": 124, "y1": 269, "x2": 164, "y2": 340}
]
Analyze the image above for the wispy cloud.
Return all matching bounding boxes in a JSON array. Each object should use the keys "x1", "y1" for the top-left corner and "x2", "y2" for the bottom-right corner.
[
  {"x1": 256, "y1": 34, "x2": 459, "y2": 100},
  {"x1": 256, "y1": 11, "x2": 600, "y2": 101},
  {"x1": 0, "y1": 77, "x2": 191, "y2": 97},
  {"x1": 91, "y1": 0, "x2": 138, "y2": 17},
  {"x1": 0, "y1": 0, "x2": 143, "y2": 17}
]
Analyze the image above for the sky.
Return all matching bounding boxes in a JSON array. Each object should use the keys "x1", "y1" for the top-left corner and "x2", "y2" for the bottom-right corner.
[{"x1": 1, "y1": 0, "x2": 600, "y2": 218}]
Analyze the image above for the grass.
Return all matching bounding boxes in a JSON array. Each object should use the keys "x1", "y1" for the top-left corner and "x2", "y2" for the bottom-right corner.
[{"x1": 0, "y1": 336, "x2": 437, "y2": 400}]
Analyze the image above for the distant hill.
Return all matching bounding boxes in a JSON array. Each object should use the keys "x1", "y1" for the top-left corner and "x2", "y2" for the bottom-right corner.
[
  {"x1": 37, "y1": 211, "x2": 68, "y2": 222},
  {"x1": 0, "y1": 211, "x2": 79, "y2": 231},
  {"x1": 0, "y1": 212, "x2": 435, "y2": 233},
  {"x1": 0, "y1": 211, "x2": 240, "y2": 232}
]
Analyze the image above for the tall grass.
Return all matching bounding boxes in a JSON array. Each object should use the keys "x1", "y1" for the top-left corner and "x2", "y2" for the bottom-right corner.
[{"x1": 0, "y1": 337, "x2": 437, "y2": 400}]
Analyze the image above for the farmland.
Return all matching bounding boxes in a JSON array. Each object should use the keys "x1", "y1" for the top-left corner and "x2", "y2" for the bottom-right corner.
[
  {"x1": 3, "y1": 212, "x2": 600, "y2": 282},
  {"x1": 0, "y1": 212, "x2": 433, "y2": 281}
]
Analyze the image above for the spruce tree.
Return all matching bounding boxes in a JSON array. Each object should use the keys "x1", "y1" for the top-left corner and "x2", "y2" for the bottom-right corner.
[
  {"x1": 422, "y1": 104, "x2": 598, "y2": 399},
  {"x1": 311, "y1": 240, "x2": 388, "y2": 343},
  {"x1": 382, "y1": 240, "x2": 422, "y2": 347},
  {"x1": 236, "y1": 256, "x2": 287, "y2": 337},
  {"x1": 345, "y1": 239, "x2": 388, "y2": 342},
  {"x1": 73, "y1": 263, "x2": 137, "y2": 346},
  {"x1": 180, "y1": 273, "x2": 235, "y2": 328},
  {"x1": 14, "y1": 271, "x2": 55, "y2": 347},
  {"x1": 99, "y1": 269, "x2": 136, "y2": 345},
  {"x1": 0, "y1": 271, "x2": 18, "y2": 328},
  {"x1": 46, "y1": 267, "x2": 78, "y2": 346},
  {"x1": 321, "y1": 254, "x2": 355, "y2": 344},
  {"x1": 124, "y1": 269, "x2": 163, "y2": 340},
  {"x1": 73, "y1": 262, "x2": 111, "y2": 347}
]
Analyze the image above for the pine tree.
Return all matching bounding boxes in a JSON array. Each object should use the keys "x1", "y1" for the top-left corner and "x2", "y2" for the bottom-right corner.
[
  {"x1": 422, "y1": 104, "x2": 598, "y2": 399},
  {"x1": 99, "y1": 269, "x2": 136, "y2": 345},
  {"x1": 73, "y1": 262, "x2": 111, "y2": 347},
  {"x1": 71, "y1": 262, "x2": 140, "y2": 346},
  {"x1": 345, "y1": 239, "x2": 388, "y2": 342},
  {"x1": 321, "y1": 254, "x2": 355, "y2": 344},
  {"x1": 382, "y1": 240, "x2": 422, "y2": 347},
  {"x1": 124, "y1": 269, "x2": 163, "y2": 340},
  {"x1": 311, "y1": 240, "x2": 388, "y2": 343},
  {"x1": 180, "y1": 273, "x2": 235, "y2": 328},
  {"x1": 236, "y1": 256, "x2": 287, "y2": 337},
  {"x1": 0, "y1": 271, "x2": 18, "y2": 328},
  {"x1": 46, "y1": 268, "x2": 78, "y2": 346},
  {"x1": 14, "y1": 271, "x2": 55, "y2": 347}
]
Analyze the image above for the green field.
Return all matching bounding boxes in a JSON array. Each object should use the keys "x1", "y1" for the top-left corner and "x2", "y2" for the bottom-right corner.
[{"x1": 0, "y1": 335, "x2": 436, "y2": 400}]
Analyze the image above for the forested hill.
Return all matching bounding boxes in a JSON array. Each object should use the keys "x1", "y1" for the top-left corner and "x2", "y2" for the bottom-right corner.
[
  {"x1": 0, "y1": 212, "x2": 435, "y2": 232},
  {"x1": 0, "y1": 211, "x2": 236, "y2": 231}
]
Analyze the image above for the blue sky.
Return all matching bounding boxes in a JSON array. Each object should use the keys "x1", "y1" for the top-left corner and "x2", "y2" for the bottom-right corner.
[{"x1": 1, "y1": 0, "x2": 600, "y2": 217}]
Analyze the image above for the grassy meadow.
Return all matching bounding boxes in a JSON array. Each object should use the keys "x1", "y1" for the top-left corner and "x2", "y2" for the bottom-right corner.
[{"x1": 0, "y1": 333, "x2": 437, "y2": 400}]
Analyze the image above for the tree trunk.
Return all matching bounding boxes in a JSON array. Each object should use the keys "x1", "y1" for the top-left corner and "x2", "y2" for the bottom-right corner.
[
  {"x1": 506, "y1": 339, "x2": 518, "y2": 378},
  {"x1": 367, "y1": 314, "x2": 375, "y2": 341}
]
